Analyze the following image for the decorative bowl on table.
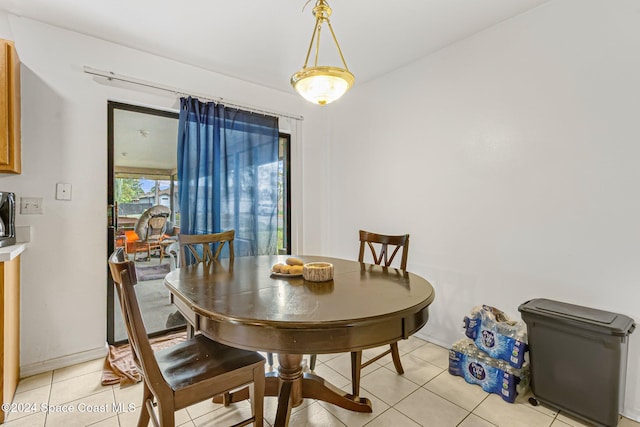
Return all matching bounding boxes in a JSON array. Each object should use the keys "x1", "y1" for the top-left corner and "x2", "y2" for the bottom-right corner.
[{"x1": 303, "y1": 262, "x2": 334, "y2": 282}]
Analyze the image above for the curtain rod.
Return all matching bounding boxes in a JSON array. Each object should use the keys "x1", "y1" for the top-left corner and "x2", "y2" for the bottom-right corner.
[{"x1": 83, "y1": 66, "x2": 304, "y2": 121}]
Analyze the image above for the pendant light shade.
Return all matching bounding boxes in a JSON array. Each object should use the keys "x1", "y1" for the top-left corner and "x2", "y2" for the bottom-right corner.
[{"x1": 291, "y1": 0, "x2": 354, "y2": 106}]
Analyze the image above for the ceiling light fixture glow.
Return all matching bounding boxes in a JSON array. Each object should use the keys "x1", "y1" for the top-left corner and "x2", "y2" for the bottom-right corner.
[{"x1": 291, "y1": 0, "x2": 354, "y2": 106}]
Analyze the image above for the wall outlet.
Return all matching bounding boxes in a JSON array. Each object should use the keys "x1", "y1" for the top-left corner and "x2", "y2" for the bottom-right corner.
[
  {"x1": 56, "y1": 183, "x2": 72, "y2": 201},
  {"x1": 20, "y1": 197, "x2": 44, "y2": 215}
]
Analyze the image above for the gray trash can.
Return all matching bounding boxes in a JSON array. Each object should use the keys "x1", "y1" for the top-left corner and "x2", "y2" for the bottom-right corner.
[{"x1": 519, "y1": 298, "x2": 635, "y2": 427}]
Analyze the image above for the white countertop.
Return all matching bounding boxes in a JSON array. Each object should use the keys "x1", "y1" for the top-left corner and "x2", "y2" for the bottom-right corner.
[{"x1": 0, "y1": 243, "x2": 27, "y2": 262}]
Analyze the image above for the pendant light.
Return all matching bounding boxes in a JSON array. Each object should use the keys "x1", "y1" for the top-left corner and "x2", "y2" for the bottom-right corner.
[{"x1": 291, "y1": 0, "x2": 355, "y2": 106}]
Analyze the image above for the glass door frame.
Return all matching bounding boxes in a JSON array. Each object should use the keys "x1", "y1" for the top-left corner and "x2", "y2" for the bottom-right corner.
[{"x1": 107, "y1": 101, "x2": 181, "y2": 345}]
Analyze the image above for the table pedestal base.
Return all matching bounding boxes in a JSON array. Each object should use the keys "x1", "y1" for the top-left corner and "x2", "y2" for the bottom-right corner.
[{"x1": 216, "y1": 353, "x2": 372, "y2": 427}]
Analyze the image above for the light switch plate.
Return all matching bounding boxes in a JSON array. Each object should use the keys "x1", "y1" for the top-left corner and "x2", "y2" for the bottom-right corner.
[
  {"x1": 56, "y1": 183, "x2": 72, "y2": 200},
  {"x1": 20, "y1": 197, "x2": 44, "y2": 215}
]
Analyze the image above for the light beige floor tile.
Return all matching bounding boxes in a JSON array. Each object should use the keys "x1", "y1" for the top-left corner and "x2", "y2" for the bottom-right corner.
[
  {"x1": 382, "y1": 353, "x2": 444, "y2": 387},
  {"x1": 263, "y1": 393, "x2": 314, "y2": 426},
  {"x1": 184, "y1": 396, "x2": 220, "y2": 420},
  {"x1": 192, "y1": 401, "x2": 256, "y2": 426},
  {"x1": 119, "y1": 405, "x2": 190, "y2": 426},
  {"x1": 407, "y1": 343, "x2": 450, "y2": 370},
  {"x1": 311, "y1": 363, "x2": 350, "y2": 390},
  {"x1": 517, "y1": 392, "x2": 558, "y2": 417},
  {"x1": 459, "y1": 414, "x2": 498, "y2": 427},
  {"x1": 364, "y1": 407, "x2": 421, "y2": 426},
  {"x1": 473, "y1": 394, "x2": 554, "y2": 427},
  {"x1": 394, "y1": 388, "x2": 468, "y2": 426},
  {"x1": 112, "y1": 381, "x2": 143, "y2": 410},
  {"x1": 49, "y1": 370, "x2": 109, "y2": 406},
  {"x1": 4, "y1": 385, "x2": 51, "y2": 422},
  {"x1": 52, "y1": 358, "x2": 105, "y2": 383},
  {"x1": 359, "y1": 368, "x2": 420, "y2": 407},
  {"x1": 2, "y1": 411, "x2": 46, "y2": 427},
  {"x1": 170, "y1": 408, "x2": 193, "y2": 425},
  {"x1": 287, "y1": 401, "x2": 346, "y2": 426},
  {"x1": 362, "y1": 346, "x2": 392, "y2": 363},
  {"x1": 116, "y1": 405, "x2": 148, "y2": 426},
  {"x1": 317, "y1": 385, "x2": 389, "y2": 427},
  {"x1": 178, "y1": 422, "x2": 197, "y2": 427},
  {"x1": 398, "y1": 336, "x2": 429, "y2": 354},
  {"x1": 16, "y1": 372, "x2": 53, "y2": 394},
  {"x1": 549, "y1": 420, "x2": 571, "y2": 427},
  {"x1": 424, "y1": 371, "x2": 489, "y2": 411},
  {"x1": 86, "y1": 415, "x2": 119, "y2": 426},
  {"x1": 116, "y1": 405, "x2": 141, "y2": 426},
  {"x1": 620, "y1": 417, "x2": 640, "y2": 427},
  {"x1": 324, "y1": 353, "x2": 382, "y2": 380},
  {"x1": 313, "y1": 353, "x2": 342, "y2": 364},
  {"x1": 44, "y1": 389, "x2": 116, "y2": 427},
  {"x1": 553, "y1": 411, "x2": 593, "y2": 427}
]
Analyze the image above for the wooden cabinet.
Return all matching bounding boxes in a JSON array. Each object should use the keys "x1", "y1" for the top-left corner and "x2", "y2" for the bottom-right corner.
[
  {"x1": 0, "y1": 255, "x2": 20, "y2": 424},
  {"x1": 0, "y1": 39, "x2": 21, "y2": 174}
]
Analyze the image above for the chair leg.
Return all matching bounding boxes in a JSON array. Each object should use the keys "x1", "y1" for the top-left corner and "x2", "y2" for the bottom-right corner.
[
  {"x1": 186, "y1": 323, "x2": 195, "y2": 339},
  {"x1": 156, "y1": 402, "x2": 175, "y2": 427},
  {"x1": 390, "y1": 342, "x2": 404, "y2": 374},
  {"x1": 137, "y1": 383, "x2": 153, "y2": 427},
  {"x1": 351, "y1": 351, "x2": 363, "y2": 397},
  {"x1": 250, "y1": 364, "x2": 265, "y2": 427},
  {"x1": 222, "y1": 391, "x2": 234, "y2": 407},
  {"x1": 267, "y1": 352, "x2": 273, "y2": 366},
  {"x1": 309, "y1": 354, "x2": 317, "y2": 370}
]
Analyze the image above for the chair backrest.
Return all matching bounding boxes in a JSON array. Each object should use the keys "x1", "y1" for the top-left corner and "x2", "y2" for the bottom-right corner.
[
  {"x1": 147, "y1": 215, "x2": 168, "y2": 241},
  {"x1": 134, "y1": 205, "x2": 171, "y2": 241},
  {"x1": 166, "y1": 241, "x2": 180, "y2": 270},
  {"x1": 178, "y1": 230, "x2": 235, "y2": 265},
  {"x1": 108, "y1": 248, "x2": 167, "y2": 395},
  {"x1": 358, "y1": 229, "x2": 410, "y2": 270}
]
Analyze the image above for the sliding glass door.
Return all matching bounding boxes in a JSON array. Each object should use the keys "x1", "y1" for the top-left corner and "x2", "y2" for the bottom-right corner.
[{"x1": 107, "y1": 101, "x2": 291, "y2": 345}]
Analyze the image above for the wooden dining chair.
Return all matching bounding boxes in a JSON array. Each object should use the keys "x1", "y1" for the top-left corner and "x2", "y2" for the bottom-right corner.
[
  {"x1": 312, "y1": 230, "x2": 410, "y2": 396},
  {"x1": 108, "y1": 248, "x2": 265, "y2": 427},
  {"x1": 176, "y1": 230, "x2": 235, "y2": 338},
  {"x1": 178, "y1": 229, "x2": 235, "y2": 266}
]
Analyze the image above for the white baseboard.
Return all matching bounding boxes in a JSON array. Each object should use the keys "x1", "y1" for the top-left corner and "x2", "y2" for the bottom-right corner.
[
  {"x1": 20, "y1": 345, "x2": 108, "y2": 378},
  {"x1": 622, "y1": 411, "x2": 640, "y2": 423}
]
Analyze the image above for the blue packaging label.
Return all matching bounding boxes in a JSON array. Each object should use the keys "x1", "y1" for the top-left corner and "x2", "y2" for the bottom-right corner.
[
  {"x1": 448, "y1": 350, "x2": 521, "y2": 403},
  {"x1": 481, "y1": 329, "x2": 495, "y2": 348},
  {"x1": 463, "y1": 314, "x2": 528, "y2": 368}
]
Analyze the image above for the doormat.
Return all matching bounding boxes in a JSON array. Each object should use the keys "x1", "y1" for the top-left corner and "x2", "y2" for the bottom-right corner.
[
  {"x1": 135, "y1": 263, "x2": 170, "y2": 281},
  {"x1": 102, "y1": 331, "x2": 187, "y2": 387}
]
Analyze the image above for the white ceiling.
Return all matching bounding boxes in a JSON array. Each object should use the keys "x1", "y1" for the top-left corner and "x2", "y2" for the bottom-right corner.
[
  {"x1": 0, "y1": 0, "x2": 550, "y2": 93},
  {"x1": 113, "y1": 108, "x2": 178, "y2": 172}
]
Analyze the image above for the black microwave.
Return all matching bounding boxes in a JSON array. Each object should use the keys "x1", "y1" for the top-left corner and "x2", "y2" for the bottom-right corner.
[{"x1": 0, "y1": 192, "x2": 16, "y2": 248}]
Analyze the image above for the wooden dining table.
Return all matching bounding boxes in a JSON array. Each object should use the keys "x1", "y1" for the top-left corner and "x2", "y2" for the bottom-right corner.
[{"x1": 164, "y1": 255, "x2": 435, "y2": 426}]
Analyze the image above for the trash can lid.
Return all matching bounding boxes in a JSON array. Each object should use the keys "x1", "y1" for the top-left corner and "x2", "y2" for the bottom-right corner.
[{"x1": 518, "y1": 298, "x2": 636, "y2": 336}]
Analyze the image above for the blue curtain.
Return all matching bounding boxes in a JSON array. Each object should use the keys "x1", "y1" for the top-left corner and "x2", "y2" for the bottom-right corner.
[{"x1": 177, "y1": 97, "x2": 280, "y2": 256}]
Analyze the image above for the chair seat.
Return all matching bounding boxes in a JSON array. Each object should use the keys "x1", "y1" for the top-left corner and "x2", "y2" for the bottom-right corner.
[{"x1": 157, "y1": 334, "x2": 265, "y2": 391}]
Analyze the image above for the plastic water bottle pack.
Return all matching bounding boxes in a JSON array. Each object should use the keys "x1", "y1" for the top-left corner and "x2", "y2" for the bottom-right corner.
[
  {"x1": 448, "y1": 305, "x2": 530, "y2": 403},
  {"x1": 463, "y1": 305, "x2": 528, "y2": 368}
]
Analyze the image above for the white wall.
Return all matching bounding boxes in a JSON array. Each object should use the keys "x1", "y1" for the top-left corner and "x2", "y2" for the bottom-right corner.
[
  {"x1": 3, "y1": 0, "x2": 639, "y2": 420},
  {"x1": 325, "y1": 0, "x2": 640, "y2": 420},
  {"x1": 0, "y1": 15, "x2": 325, "y2": 373}
]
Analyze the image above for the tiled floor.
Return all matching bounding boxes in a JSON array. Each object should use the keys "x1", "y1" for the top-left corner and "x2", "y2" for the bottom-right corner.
[{"x1": 4, "y1": 337, "x2": 639, "y2": 427}]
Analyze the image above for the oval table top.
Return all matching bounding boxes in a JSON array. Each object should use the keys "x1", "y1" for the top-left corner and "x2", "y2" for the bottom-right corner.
[{"x1": 164, "y1": 254, "x2": 436, "y2": 354}]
